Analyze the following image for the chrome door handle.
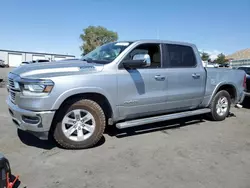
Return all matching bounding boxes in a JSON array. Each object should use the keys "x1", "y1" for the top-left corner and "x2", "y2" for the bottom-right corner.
[
  {"x1": 155, "y1": 75, "x2": 165, "y2": 81},
  {"x1": 192, "y1": 73, "x2": 200, "y2": 78}
]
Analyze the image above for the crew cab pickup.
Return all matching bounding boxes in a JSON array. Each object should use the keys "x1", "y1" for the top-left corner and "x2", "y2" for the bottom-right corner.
[{"x1": 6, "y1": 40, "x2": 246, "y2": 149}]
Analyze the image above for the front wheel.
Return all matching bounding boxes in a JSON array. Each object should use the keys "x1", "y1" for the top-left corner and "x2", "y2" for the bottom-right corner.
[
  {"x1": 53, "y1": 99, "x2": 106, "y2": 149},
  {"x1": 209, "y1": 90, "x2": 231, "y2": 121}
]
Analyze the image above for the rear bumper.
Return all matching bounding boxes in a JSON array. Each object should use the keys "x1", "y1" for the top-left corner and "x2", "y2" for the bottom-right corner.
[
  {"x1": 244, "y1": 91, "x2": 250, "y2": 97},
  {"x1": 7, "y1": 98, "x2": 55, "y2": 140}
]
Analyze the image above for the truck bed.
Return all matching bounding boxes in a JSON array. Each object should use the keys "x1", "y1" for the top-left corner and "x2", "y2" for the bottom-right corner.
[{"x1": 202, "y1": 67, "x2": 245, "y2": 106}]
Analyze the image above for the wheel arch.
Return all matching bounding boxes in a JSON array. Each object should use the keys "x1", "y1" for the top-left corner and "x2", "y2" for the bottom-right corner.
[
  {"x1": 59, "y1": 92, "x2": 113, "y2": 119},
  {"x1": 51, "y1": 87, "x2": 116, "y2": 122},
  {"x1": 208, "y1": 83, "x2": 237, "y2": 106}
]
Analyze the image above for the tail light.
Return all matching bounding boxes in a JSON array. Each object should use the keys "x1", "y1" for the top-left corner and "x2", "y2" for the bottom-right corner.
[{"x1": 243, "y1": 74, "x2": 246, "y2": 89}]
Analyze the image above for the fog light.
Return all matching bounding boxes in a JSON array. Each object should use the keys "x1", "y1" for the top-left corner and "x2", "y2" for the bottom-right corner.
[{"x1": 22, "y1": 115, "x2": 40, "y2": 124}]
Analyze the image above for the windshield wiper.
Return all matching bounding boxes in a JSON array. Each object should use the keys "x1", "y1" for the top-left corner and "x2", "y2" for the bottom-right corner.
[{"x1": 81, "y1": 57, "x2": 93, "y2": 63}]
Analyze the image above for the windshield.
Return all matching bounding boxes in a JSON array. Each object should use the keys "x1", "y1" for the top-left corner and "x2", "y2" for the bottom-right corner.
[
  {"x1": 81, "y1": 41, "x2": 132, "y2": 64},
  {"x1": 238, "y1": 67, "x2": 250, "y2": 75}
]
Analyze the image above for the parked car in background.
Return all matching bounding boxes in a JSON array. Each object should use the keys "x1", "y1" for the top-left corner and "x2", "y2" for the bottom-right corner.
[
  {"x1": 219, "y1": 63, "x2": 231, "y2": 68},
  {"x1": 0, "y1": 59, "x2": 5, "y2": 67},
  {"x1": 20, "y1": 61, "x2": 30, "y2": 66},
  {"x1": 20, "y1": 59, "x2": 50, "y2": 66},
  {"x1": 238, "y1": 66, "x2": 250, "y2": 97},
  {"x1": 0, "y1": 59, "x2": 8, "y2": 68},
  {"x1": 6, "y1": 40, "x2": 246, "y2": 149}
]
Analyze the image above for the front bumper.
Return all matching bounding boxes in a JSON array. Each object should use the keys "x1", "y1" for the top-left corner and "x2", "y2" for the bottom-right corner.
[{"x1": 7, "y1": 98, "x2": 55, "y2": 140}]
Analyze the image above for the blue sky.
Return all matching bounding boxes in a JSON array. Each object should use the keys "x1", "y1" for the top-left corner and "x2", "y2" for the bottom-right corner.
[{"x1": 0, "y1": 0, "x2": 249, "y2": 57}]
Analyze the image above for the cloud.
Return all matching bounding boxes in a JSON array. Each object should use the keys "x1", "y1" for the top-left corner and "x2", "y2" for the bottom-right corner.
[{"x1": 199, "y1": 49, "x2": 222, "y2": 61}]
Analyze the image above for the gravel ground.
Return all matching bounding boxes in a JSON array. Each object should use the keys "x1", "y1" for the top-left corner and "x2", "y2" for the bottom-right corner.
[{"x1": 1, "y1": 88, "x2": 250, "y2": 188}]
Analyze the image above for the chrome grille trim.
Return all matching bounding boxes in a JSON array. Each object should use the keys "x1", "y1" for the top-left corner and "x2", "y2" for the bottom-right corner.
[
  {"x1": 8, "y1": 78, "x2": 15, "y2": 88},
  {"x1": 10, "y1": 90, "x2": 16, "y2": 102},
  {"x1": 7, "y1": 73, "x2": 21, "y2": 104}
]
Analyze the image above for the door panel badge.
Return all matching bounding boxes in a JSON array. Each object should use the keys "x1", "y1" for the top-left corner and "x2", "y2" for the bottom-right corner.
[{"x1": 124, "y1": 100, "x2": 138, "y2": 105}]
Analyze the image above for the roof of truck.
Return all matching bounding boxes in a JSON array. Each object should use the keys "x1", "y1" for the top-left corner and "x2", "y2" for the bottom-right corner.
[{"x1": 118, "y1": 39, "x2": 195, "y2": 47}]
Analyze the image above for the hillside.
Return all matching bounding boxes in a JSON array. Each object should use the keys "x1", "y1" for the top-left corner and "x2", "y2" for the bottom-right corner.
[{"x1": 226, "y1": 48, "x2": 250, "y2": 60}]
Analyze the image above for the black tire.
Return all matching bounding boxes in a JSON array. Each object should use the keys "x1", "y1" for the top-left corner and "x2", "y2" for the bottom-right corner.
[
  {"x1": 53, "y1": 99, "x2": 106, "y2": 149},
  {"x1": 209, "y1": 90, "x2": 231, "y2": 121}
]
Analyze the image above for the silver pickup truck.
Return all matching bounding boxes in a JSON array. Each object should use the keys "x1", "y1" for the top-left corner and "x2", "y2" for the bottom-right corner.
[{"x1": 6, "y1": 40, "x2": 246, "y2": 149}]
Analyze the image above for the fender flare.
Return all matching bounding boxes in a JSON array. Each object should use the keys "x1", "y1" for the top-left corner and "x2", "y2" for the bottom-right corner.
[
  {"x1": 207, "y1": 82, "x2": 238, "y2": 106},
  {"x1": 52, "y1": 87, "x2": 116, "y2": 115}
]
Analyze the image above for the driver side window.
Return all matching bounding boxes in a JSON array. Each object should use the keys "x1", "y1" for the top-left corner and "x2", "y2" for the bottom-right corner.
[{"x1": 124, "y1": 43, "x2": 162, "y2": 68}]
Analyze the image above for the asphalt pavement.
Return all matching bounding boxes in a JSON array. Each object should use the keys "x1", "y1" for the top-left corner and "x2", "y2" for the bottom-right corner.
[{"x1": 1, "y1": 88, "x2": 250, "y2": 188}]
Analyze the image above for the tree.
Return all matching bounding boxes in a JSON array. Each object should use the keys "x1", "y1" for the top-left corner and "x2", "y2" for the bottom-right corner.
[
  {"x1": 201, "y1": 52, "x2": 210, "y2": 61},
  {"x1": 214, "y1": 53, "x2": 228, "y2": 64},
  {"x1": 80, "y1": 26, "x2": 118, "y2": 55}
]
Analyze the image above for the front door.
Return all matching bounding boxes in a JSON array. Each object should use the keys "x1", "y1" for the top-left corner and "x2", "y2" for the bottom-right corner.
[{"x1": 117, "y1": 43, "x2": 168, "y2": 120}]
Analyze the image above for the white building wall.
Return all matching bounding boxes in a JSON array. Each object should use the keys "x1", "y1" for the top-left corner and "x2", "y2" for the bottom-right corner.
[
  {"x1": 25, "y1": 53, "x2": 33, "y2": 62},
  {"x1": 45, "y1": 54, "x2": 53, "y2": 61},
  {"x1": 8, "y1": 53, "x2": 22, "y2": 67},
  {"x1": 22, "y1": 53, "x2": 26, "y2": 62},
  {"x1": 0, "y1": 51, "x2": 8, "y2": 65},
  {"x1": 0, "y1": 50, "x2": 75, "y2": 65}
]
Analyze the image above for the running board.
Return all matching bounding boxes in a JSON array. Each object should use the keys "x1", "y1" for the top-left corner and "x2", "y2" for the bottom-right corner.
[{"x1": 116, "y1": 108, "x2": 211, "y2": 129}]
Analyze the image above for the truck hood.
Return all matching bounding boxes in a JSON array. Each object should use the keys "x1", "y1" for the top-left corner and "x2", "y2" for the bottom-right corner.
[{"x1": 10, "y1": 59, "x2": 104, "y2": 79}]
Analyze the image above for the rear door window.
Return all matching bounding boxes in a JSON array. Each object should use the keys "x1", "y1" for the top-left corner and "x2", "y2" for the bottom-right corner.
[{"x1": 165, "y1": 44, "x2": 197, "y2": 68}]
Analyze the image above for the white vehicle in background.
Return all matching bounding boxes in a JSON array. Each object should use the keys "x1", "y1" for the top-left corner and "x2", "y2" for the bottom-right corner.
[
  {"x1": 20, "y1": 59, "x2": 50, "y2": 66},
  {"x1": 202, "y1": 60, "x2": 219, "y2": 68},
  {"x1": 208, "y1": 63, "x2": 219, "y2": 68}
]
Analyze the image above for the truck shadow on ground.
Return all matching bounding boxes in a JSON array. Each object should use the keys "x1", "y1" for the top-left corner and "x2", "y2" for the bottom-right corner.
[
  {"x1": 106, "y1": 115, "x2": 206, "y2": 138},
  {"x1": 17, "y1": 129, "x2": 106, "y2": 150},
  {"x1": 106, "y1": 113, "x2": 236, "y2": 138},
  {"x1": 17, "y1": 130, "x2": 56, "y2": 150},
  {"x1": 242, "y1": 97, "x2": 250, "y2": 109},
  {"x1": 17, "y1": 113, "x2": 236, "y2": 150}
]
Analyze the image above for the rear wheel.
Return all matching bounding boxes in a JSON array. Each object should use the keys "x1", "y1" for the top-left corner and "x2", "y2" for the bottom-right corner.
[
  {"x1": 53, "y1": 99, "x2": 106, "y2": 149},
  {"x1": 209, "y1": 90, "x2": 231, "y2": 121}
]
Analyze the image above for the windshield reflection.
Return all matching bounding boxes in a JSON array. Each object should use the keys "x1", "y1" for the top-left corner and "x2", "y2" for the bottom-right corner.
[{"x1": 81, "y1": 42, "x2": 132, "y2": 64}]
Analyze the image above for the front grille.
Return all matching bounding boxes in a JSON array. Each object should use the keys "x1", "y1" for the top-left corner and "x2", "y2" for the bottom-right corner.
[
  {"x1": 7, "y1": 77, "x2": 18, "y2": 104},
  {"x1": 9, "y1": 90, "x2": 16, "y2": 101},
  {"x1": 8, "y1": 78, "x2": 15, "y2": 88}
]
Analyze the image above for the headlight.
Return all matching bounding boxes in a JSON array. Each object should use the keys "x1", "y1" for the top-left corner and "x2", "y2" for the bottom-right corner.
[
  {"x1": 19, "y1": 79, "x2": 54, "y2": 97},
  {"x1": 14, "y1": 81, "x2": 19, "y2": 89}
]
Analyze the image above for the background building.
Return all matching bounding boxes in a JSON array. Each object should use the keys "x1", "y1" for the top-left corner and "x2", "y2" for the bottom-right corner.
[
  {"x1": 226, "y1": 48, "x2": 250, "y2": 68},
  {"x1": 0, "y1": 49, "x2": 75, "y2": 67}
]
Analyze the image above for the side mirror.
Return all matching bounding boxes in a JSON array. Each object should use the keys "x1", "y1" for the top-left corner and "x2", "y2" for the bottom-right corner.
[{"x1": 122, "y1": 54, "x2": 151, "y2": 69}]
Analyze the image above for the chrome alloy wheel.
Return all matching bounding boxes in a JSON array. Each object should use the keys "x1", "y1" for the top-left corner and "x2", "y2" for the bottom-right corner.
[
  {"x1": 62, "y1": 109, "x2": 96, "y2": 141},
  {"x1": 216, "y1": 97, "x2": 228, "y2": 116}
]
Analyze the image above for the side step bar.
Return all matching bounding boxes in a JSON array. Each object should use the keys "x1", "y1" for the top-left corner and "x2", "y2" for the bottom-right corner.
[{"x1": 116, "y1": 108, "x2": 211, "y2": 129}]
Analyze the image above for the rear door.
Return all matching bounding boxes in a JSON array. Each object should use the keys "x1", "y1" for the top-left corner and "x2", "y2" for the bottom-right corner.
[{"x1": 163, "y1": 44, "x2": 206, "y2": 110}]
